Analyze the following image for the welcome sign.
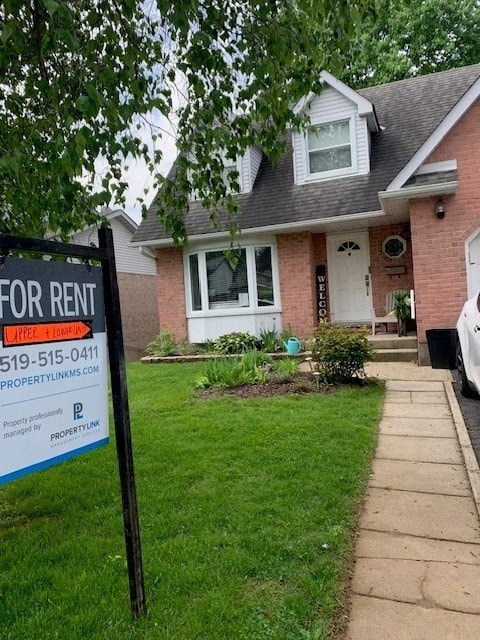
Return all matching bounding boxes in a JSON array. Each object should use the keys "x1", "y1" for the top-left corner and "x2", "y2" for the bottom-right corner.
[{"x1": 0, "y1": 257, "x2": 109, "y2": 484}]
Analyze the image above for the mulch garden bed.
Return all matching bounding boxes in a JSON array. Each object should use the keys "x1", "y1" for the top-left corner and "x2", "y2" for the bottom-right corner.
[{"x1": 198, "y1": 373, "x2": 373, "y2": 399}]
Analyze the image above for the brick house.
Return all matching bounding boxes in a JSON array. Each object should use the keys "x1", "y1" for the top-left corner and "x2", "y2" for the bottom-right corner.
[
  {"x1": 131, "y1": 64, "x2": 480, "y2": 365},
  {"x1": 72, "y1": 209, "x2": 159, "y2": 357}
]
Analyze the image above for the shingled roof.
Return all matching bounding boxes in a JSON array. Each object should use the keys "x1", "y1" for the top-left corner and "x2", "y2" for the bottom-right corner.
[{"x1": 132, "y1": 63, "x2": 480, "y2": 245}]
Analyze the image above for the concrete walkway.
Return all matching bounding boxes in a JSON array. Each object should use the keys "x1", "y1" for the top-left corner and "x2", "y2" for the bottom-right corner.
[{"x1": 346, "y1": 362, "x2": 480, "y2": 640}]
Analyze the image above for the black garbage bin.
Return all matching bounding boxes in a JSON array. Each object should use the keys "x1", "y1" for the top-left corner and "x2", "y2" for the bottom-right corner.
[{"x1": 426, "y1": 328, "x2": 457, "y2": 369}]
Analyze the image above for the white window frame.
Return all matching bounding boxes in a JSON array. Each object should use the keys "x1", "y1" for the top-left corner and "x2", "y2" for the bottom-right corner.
[
  {"x1": 184, "y1": 238, "x2": 281, "y2": 318},
  {"x1": 222, "y1": 156, "x2": 243, "y2": 193},
  {"x1": 302, "y1": 113, "x2": 358, "y2": 182},
  {"x1": 187, "y1": 155, "x2": 243, "y2": 201}
]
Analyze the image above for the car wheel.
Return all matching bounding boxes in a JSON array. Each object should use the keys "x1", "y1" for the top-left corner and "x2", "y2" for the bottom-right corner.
[{"x1": 456, "y1": 338, "x2": 479, "y2": 398}]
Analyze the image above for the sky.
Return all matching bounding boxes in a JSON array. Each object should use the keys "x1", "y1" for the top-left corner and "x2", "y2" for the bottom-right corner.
[
  {"x1": 89, "y1": 111, "x2": 178, "y2": 224},
  {"x1": 110, "y1": 76, "x2": 186, "y2": 223},
  {"x1": 121, "y1": 133, "x2": 177, "y2": 223}
]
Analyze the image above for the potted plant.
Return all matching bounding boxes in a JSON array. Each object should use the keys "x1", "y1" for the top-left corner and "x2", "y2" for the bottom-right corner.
[{"x1": 393, "y1": 291, "x2": 411, "y2": 336}]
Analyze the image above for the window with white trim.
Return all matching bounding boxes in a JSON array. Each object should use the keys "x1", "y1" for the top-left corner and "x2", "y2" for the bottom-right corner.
[
  {"x1": 221, "y1": 156, "x2": 239, "y2": 190},
  {"x1": 187, "y1": 154, "x2": 242, "y2": 201},
  {"x1": 207, "y1": 249, "x2": 248, "y2": 309},
  {"x1": 186, "y1": 244, "x2": 277, "y2": 313},
  {"x1": 306, "y1": 119, "x2": 353, "y2": 176}
]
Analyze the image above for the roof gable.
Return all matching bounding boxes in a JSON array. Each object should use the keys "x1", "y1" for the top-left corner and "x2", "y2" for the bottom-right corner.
[
  {"x1": 103, "y1": 208, "x2": 138, "y2": 233},
  {"x1": 294, "y1": 70, "x2": 379, "y2": 132},
  {"x1": 386, "y1": 75, "x2": 480, "y2": 190}
]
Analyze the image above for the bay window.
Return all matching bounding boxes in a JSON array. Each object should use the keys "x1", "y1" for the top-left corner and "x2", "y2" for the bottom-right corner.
[{"x1": 186, "y1": 244, "x2": 278, "y2": 313}]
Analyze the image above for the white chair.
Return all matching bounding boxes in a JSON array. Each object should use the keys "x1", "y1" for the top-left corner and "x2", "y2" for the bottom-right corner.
[{"x1": 371, "y1": 290, "x2": 409, "y2": 335}]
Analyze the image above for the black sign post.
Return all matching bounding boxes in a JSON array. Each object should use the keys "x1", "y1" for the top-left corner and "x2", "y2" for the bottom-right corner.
[
  {"x1": 98, "y1": 228, "x2": 146, "y2": 618},
  {"x1": 0, "y1": 230, "x2": 146, "y2": 619}
]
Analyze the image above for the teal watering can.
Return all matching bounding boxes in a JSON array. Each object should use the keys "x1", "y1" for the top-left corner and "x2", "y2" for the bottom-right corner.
[{"x1": 284, "y1": 337, "x2": 301, "y2": 355}]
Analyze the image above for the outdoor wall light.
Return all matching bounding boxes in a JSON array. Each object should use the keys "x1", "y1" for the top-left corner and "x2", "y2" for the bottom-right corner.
[{"x1": 435, "y1": 200, "x2": 446, "y2": 220}]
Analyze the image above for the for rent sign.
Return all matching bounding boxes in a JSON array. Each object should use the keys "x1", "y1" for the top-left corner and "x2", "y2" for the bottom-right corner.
[{"x1": 0, "y1": 257, "x2": 109, "y2": 484}]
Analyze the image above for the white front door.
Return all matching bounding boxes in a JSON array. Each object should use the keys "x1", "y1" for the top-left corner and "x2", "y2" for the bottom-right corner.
[
  {"x1": 327, "y1": 232, "x2": 371, "y2": 323},
  {"x1": 467, "y1": 231, "x2": 480, "y2": 298}
]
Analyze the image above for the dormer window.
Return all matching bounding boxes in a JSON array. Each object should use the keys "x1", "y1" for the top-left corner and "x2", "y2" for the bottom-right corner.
[
  {"x1": 188, "y1": 154, "x2": 242, "y2": 201},
  {"x1": 221, "y1": 156, "x2": 240, "y2": 190},
  {"x1": 292, "y1": 72, "x2": 379, "y2": 185},
  {"x1": 306, "y1": 117, "x2": 355, "y2": 179}
]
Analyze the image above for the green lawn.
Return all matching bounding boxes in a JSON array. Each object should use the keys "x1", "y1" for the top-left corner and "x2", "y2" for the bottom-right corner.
[{"x1": 0, "y1": 362, "x2": 383, "y2": 640}]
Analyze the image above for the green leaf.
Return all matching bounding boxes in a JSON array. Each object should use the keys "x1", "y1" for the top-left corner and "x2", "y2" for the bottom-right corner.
[
  {"x1": 85, "y1": 84, "x2": 102, "y2": 107},
  {"x1": 1, "y1": 21, "x2": 15, "y2": 45},
  {"x1": 74, "y1": 95, "x2": 91, "y2": 114},
  {"x1": 55, "y1": 28, "x2": 77, "y2": 51},
  {"x1": 42, "y1": 0, "x2": 60, "y2": 15}
]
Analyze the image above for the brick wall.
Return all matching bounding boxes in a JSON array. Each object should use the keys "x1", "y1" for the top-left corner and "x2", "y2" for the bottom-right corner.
[
  {"x1": 117, "y1": 272, "x2": 159, "y2": 350},
  {"x1": 410, "y1": 98, "x2": 480, "y2": 360},
  {"x1": 156, "y1": 247, "x2": 188, "y2": 340},
  {"x1": 278, "y1": 228, "x2": 414, "y2": 333},
  {"x1": 369, "y1": 224, "x2": 414, "y2": 314},
  {"x1": 277, "y1": 232, "x2": 317, "y2": 337}
]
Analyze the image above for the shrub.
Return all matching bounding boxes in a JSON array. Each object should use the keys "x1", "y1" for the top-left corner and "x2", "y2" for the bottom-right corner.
[
  {"x1": 195, "y1": 351, "x2": 268, "y2": 389},
  {"x1": 273, "y1": 357, "x2": 300, "y2": 380},
  {"x1": 241, "y1": 349, "x2": 273, "y2": 368},
  {"x1": 236, "y1": 350, "x2": 269, "y2": 384},
  {"x1": 311, "y1": 323, "x2": 374, "y2": 383},
  {"x1": 146, "y1": 331, "x2": 179, "y2": 356},
  {"x1": 258, "y1": 328, "x2": 280, "y2": 353},
  {"x1": 195, "y1": 358, "x2": 242, "y2": 389},
  {"x1": 214, "y1": 331, "x2": 260, "y2": 354}
]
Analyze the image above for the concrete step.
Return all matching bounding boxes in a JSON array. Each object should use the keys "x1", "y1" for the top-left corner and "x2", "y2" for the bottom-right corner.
[
  {"x1": 373, "y1": 348, "x2": 418, "y2": 363},
  {"x1": 369, "y1": 337, "x2": 418, "y2": 350}
]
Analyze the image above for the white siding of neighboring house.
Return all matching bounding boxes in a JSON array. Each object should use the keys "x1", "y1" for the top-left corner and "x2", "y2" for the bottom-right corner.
[
  {"x1": 72, "y1": 217, "x2": 156, "y2": 276},
  {"x1": 293, "y1": 87, "x2": 371, "y2": 185},
  {"x1": 72, "y1": 215, "x2": 159, "y2": 353}
]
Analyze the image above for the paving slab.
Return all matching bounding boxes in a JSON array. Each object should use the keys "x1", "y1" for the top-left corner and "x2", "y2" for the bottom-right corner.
[
  {"x1": 347, "y1": 595, "x2": 480, "y2": 640},
  {"x1": 424, "y1": 563, "x2": 480, "y2": 614},
  {"x1": 352, "y1": 558, "x2": 480, "y2": 613},
  {"x1": 369, "y1": 459, "x2": 470, "y2": 496},
  {"x1": 352, "y1": 557, "x2": 426, "y2": 604},
  {"x1": 385, "y1": 380, "x2": 446, "y2": 392},
  {"x1": 375, "y1": 435, "x2": 462, "y2": 464},
  {"x1": 411, "y1": 391, "x2": 449, "y2": 404},
  {"x1": 384, "y1": 390, "x2": 413, "y2": 403},
  {"x1": 383, "y1": 402, "x2": 452, "y2": 419},
  {"x1": 366, "y1": 361, "x2": 451, "y2": 382},
  {"x1": 380, "y1": 417, "x2": 456, "y2": 437},
  {"x1": 385, "y1": 390, "x2": 449, "y2": 404},
  {"x1": 360, "y1": 488, "x2": 480, "y2": 542},
  {"x1": 356, "y1": 530, "x2": 480, "y2": 564}
]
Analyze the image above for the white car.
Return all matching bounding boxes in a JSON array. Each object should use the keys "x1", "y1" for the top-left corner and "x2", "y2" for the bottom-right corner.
[{"x1": 456, "y1": 294, "x2": 480, "y2": 398}]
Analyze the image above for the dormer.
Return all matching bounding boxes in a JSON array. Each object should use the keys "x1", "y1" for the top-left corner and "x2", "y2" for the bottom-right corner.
[
  {"x1": 292, "y1": 71, "x2": 379, "y2": 185},
  {"x1": 219, "y1": 145, "x2": 263, "y2": 194},
  {"x1": 240, "y1": 145, "x2": 263, "y2": 193},
  {"x1": 188, "y1": 145, "x2": 263, "y2": 200}
]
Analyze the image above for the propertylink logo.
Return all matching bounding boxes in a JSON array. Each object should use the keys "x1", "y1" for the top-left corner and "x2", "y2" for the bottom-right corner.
[{"x1": 50, "y1": 418, "x2": 102, "y2": 443}]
